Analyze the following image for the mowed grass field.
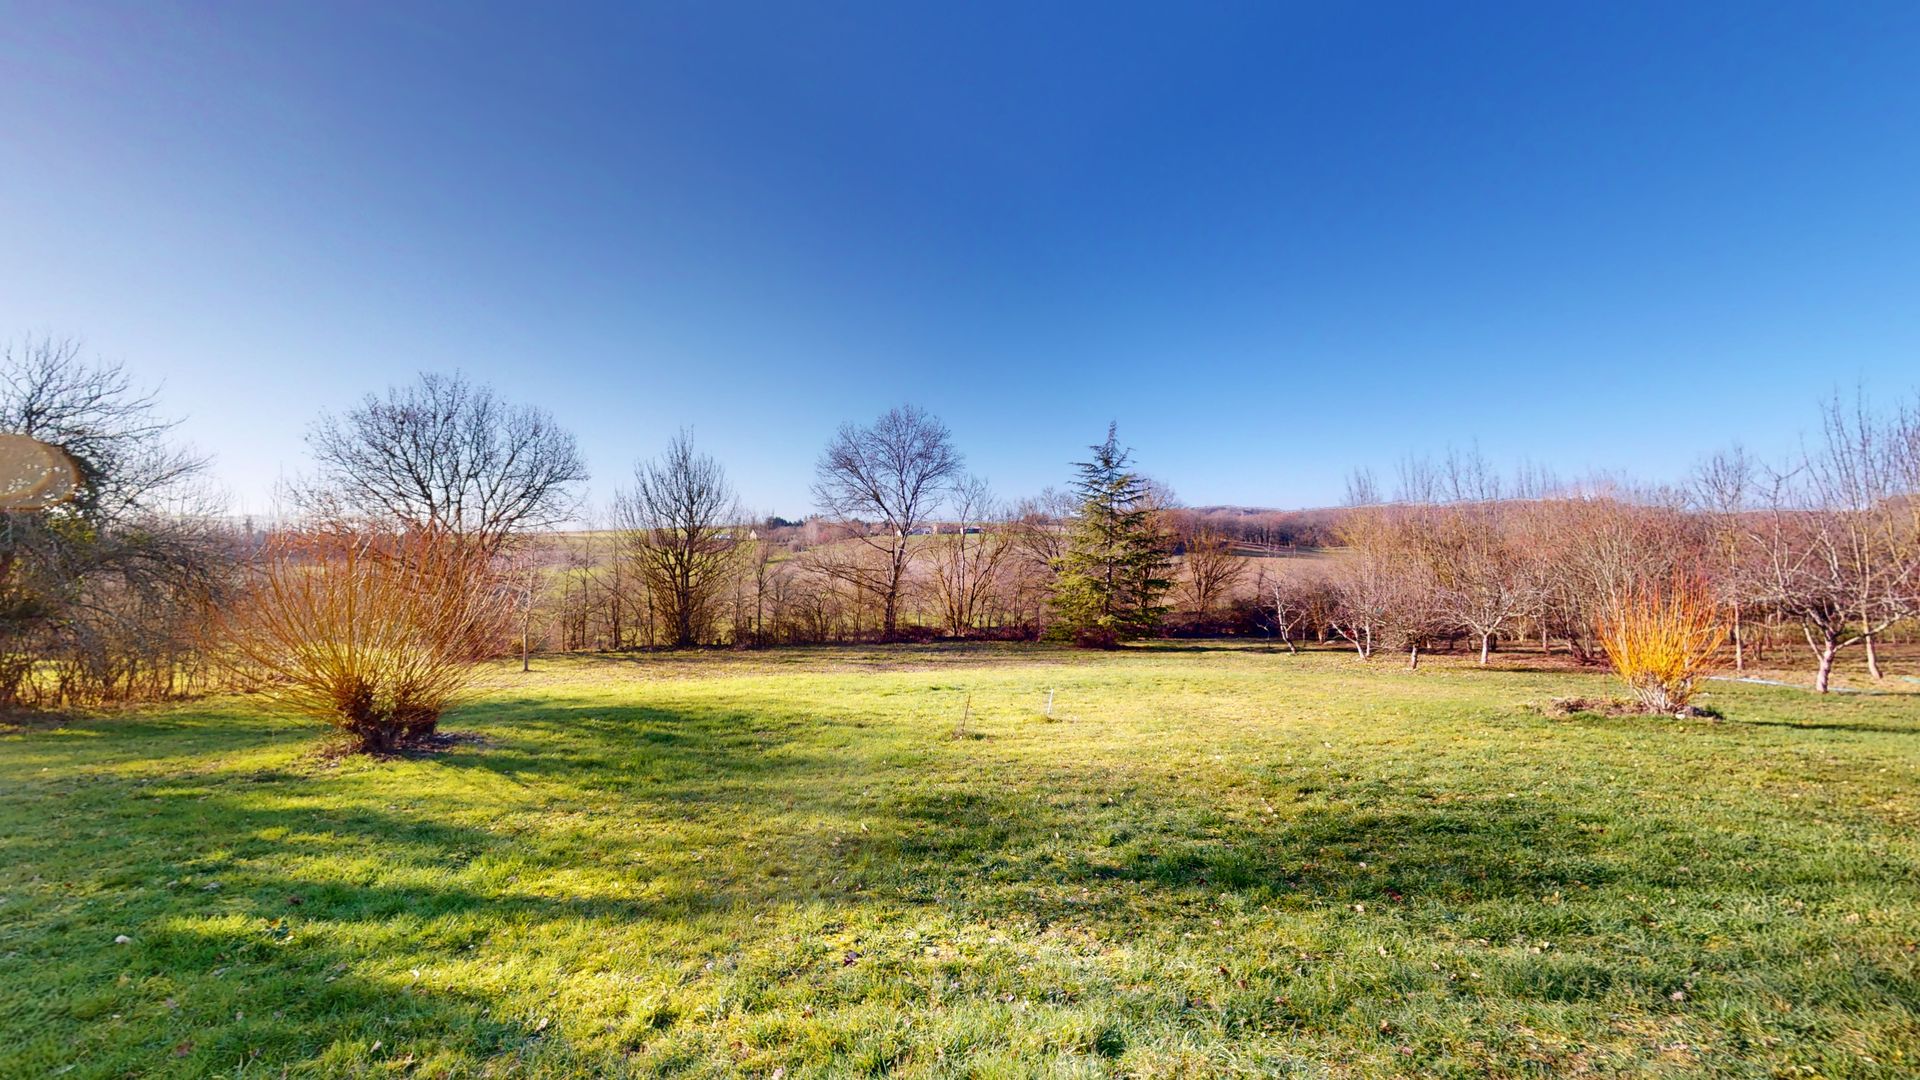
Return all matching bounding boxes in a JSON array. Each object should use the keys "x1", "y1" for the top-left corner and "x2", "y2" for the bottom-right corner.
[{"x1": 2, "y1": 645, "x2": 1917, "y2": 1078}]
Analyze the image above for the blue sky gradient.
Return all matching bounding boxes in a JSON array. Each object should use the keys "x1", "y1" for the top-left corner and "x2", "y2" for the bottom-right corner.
[{"x1": 3, "y1": 2, "x2": 1918, "y2": 517}]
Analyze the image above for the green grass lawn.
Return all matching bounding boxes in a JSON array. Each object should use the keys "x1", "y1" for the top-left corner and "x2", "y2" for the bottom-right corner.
[{"x1": 2, "y1": 643, "x2": 1917, "y2": 1078}]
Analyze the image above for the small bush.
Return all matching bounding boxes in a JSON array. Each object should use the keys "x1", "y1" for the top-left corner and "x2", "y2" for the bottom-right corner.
[
  {"x1": 224, "y1": 529, "x2": 506, "y2": 752},
  {"x1": 1594, "y1": 576, "x2": 1727, "y2": 714}
]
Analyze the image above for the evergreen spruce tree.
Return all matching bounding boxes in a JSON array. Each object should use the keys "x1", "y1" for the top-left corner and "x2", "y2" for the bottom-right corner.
[{"x1": 1050, "y1": 424, "x2": 1173, "y2": 646}]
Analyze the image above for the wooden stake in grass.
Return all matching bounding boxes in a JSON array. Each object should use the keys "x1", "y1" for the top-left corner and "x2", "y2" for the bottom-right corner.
[{"x1": 1595, "y1": 575, "x2": 1728, "y2": 715}]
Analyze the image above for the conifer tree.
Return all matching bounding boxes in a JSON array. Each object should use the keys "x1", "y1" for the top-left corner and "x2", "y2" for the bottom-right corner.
[{"x1": 1050, "y1": 424, "x2": 1173, "y2": 646}]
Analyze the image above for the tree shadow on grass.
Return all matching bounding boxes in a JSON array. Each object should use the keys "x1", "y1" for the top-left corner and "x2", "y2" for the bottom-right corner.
[
  {"x1": 546, "y1": 641, "x2": 1094, "y2": 679},
  {"x1": 1724, "y1": 714, "x2": 1920, "y2": 736},
  {"x1": 431, "y1": 698, "x2": 859, "y2": 814},
  {"x1": 879, "y1": 783, "x2": 1625, "y2": 919},
  {"x1": 0, "y1": 790, "x2": 613, "y2": 1075},
  {"x1": 11, "y1": 683, "x2": 1907, "y2": 1076},
  {"x1": 5, "y1": 698, "x2": 895, "y2": 1077},
  {"x1": 8, "y1": 750, "x2": 1595, "y2": 1073}
]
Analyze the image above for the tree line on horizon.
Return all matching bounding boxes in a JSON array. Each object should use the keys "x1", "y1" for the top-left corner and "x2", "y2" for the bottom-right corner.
[{"x1": 1, "y1": 333, "x2": 1917, "y2": 746}]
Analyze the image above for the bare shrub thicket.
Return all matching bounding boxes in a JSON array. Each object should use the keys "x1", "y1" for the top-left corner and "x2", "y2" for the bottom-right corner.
[
  {"x1": 1596, "y1": 576, "x2": 1728, "y2": 713},
  {"x1": 0, "y1": 337, "x2": 229, "y2": 708},
  {"x1": 225, "y1": 529, "x2": 507, "y2": 752}
]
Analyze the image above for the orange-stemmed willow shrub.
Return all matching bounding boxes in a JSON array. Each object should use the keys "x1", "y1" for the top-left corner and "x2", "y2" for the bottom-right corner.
[
  {"x1": 225, "y1": 529, "x2": 506, "y2": 752},
  {"x1": 1595, "y1": 576, "x2": 1728, "y2": 715}
]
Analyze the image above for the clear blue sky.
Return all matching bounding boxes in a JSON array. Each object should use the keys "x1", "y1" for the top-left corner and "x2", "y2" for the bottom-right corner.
[{"x1": 3, "y1": 2, "x2": 1917, "y2": 518}]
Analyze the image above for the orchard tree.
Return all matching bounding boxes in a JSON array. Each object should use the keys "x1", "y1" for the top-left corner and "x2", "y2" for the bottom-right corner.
[
  {"x1": 1801, "y1": 393, "x2": 1915, "y2": 680},
  {"x1": 1692, "y1": 446, "x2": 1756, "y2": 671},
  {"x1": 1746, "y1": 408, "x2": 1918, "y2": 693},
  {"x1": 1431, "y1": 504, "x2": 1531, "y2": 664},
  {"x1": 1327, "y1": 508, "x2": 1397, "y2": 659},
  {"x1": 1264, "y1": 567, "x2": 1330, "y2": 653},
  {"x1": 1050, "y1": 424, "x2": 1172, "y2": 647}
]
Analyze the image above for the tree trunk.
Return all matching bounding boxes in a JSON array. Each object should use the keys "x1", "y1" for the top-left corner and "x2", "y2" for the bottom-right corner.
[
  {"x1": 1815, "y1": 637, "x2": 1838, "y2": 694},
  {"x1": 881, "y1": 536, "x2": 910, "y2": 642},
  {"x1": 1732, "y1": 606, "x2": 1744, "y2": 673},
  {"x1": 1864, "y1": 630, "x2": 1883, "y2": 680},
  {"x1": 1407, "y1": 644, "x2": 1420, "y2": 670},
  {"x1": 1478, "y1": 632, "x2": 1491, "y2": 665}
]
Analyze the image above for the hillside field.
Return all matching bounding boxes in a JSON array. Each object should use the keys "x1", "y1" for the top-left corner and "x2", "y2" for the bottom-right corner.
[{"x1": 2, "y1": 644, "x2": 1916, "y2": 1077}]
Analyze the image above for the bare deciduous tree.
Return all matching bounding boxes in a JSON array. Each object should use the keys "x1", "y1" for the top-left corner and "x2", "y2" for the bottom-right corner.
[
  {"x1": 1804, "y1": 394, "x2": 1912, "y2": 680},
  {"x1": 1178, "y1": 527, "x2": 1249, "y2": 618},
  {"x1": 933, "y1": 475, "x2": 1012, "y2": 637},
  {"x1": 1743, "y1": 396, "x2": 1920, "y2": 692},
  {"x1": 1328, "y1": 510, "x2": 1395, "y2": 659},
  {"x1": 1003, "y1": 487, "x2": 1074, "y2": 633},
  {"x1": 501, "y1": 543, "x2": 566, "y2": 670},
  {"x1": 1344, "y1": 468, "x2": 1382, "y2": 507},
  {"x1": 615, "y1": 430, "x2": 744, "y2": 648},
  {"x1": 1263, "y1": 567, "x2": 1329, "y2": 653},
  {"x1": 578, "y1": 521, "x2": 632, "y2": 650},
  {"x1": 734, "y1": 523, "x2": 782, "y2": 647},
  {"x1": 1430, "y1": 505, "x2": 1531, "y2": 664},
  {"x1": 1745, "y1": 472, "x2": 1859, "y2": 693},
  {"x1": 304, "y1": 372, "x2": 587, "y2": 555},
  {"x1": 1382, "y1": 559, "x2": 1449, "y2": 669},
  {"x1": 812, "y1": 405, "x2": 962, "y2": 640},
  {"x1": 1692, "y1": 445, "x2": 1756, "y2": 671}
]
